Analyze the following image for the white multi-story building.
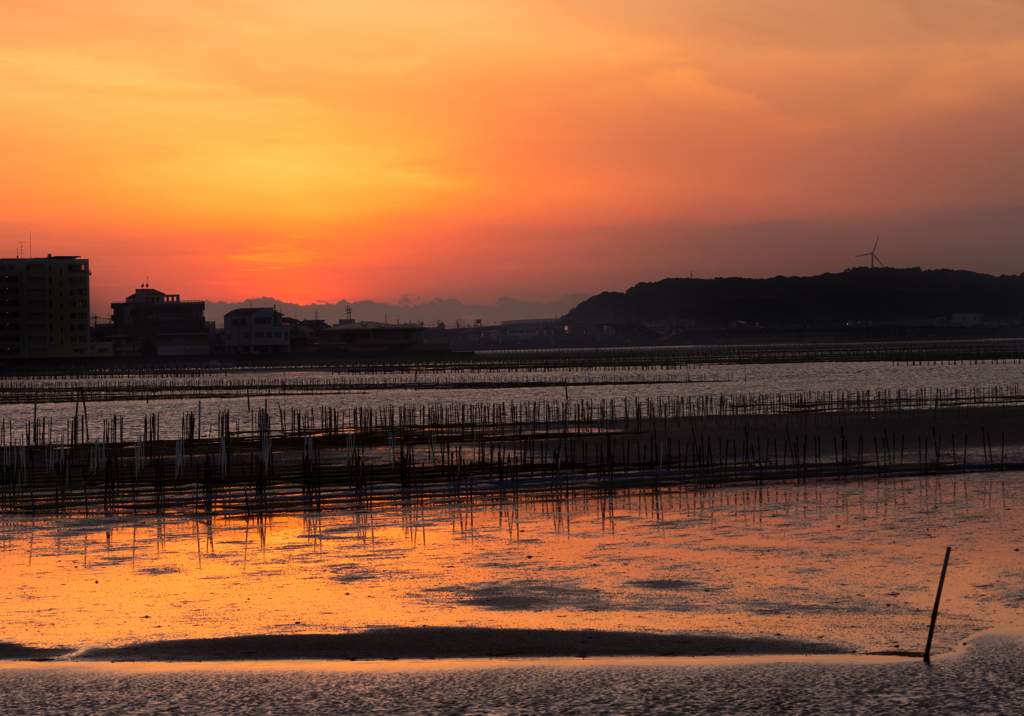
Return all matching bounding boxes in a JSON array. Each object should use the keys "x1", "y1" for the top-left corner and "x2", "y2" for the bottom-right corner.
[{"x1": 223, "y1": 307, "x2": 290, "y2": 354}]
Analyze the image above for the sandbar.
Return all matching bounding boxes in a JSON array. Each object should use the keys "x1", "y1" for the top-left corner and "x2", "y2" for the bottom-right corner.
[
  {"x1": 74, "y1": 627, "x2": 849, "y2": 662},
  {"x1": 0, "y1": 643, "x2": 74, "y2": 661}
]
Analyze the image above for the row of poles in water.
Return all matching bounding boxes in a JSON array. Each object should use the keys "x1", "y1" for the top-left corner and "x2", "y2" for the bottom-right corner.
[
  {"x1": 4, "y1": 385, "x2": 1024, "y2": 451},
  {"x1": 1, "y1": 412, "x2": 1020, "y2": 516}
]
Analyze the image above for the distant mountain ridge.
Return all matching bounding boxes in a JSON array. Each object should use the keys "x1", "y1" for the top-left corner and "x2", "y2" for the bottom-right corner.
[
  {"x1": 564, "y1": 268, "x2": 1024, "y2": 326},
  {"x1": 205, "y1": 295, "x2": 586, "y2": 327}
]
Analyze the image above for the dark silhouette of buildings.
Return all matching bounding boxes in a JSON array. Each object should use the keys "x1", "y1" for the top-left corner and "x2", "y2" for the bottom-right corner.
[
  {"x1": 223, "y1": 307, "x2": 290, "y2": 354},
  {"x1": 0, "y1": 255, "x2": 93, "y2": 359},
  {"x1": 110, "y1": 286, "x2": 209, "y2": 357},
  {"x1": 320, "y1": 320, "x2": 449, "y2": 353}
]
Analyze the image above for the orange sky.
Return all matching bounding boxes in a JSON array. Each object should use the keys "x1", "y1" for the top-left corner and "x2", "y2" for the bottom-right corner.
[{"x1": 2, "y1": 1, "x2": 1024, "y2": 311}]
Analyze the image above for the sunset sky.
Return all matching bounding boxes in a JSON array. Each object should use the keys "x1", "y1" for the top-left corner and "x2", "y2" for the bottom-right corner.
[{"x1": 2, "y1": 1, "x2": 1023, "y2": 312}]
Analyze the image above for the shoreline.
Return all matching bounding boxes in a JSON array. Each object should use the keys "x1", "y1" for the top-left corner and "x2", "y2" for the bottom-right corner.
[
  {"x1": 0, "y1": 644, "x2": 75, "y2": 661},
  {"x1": 7, "y1": 627, "x2": 852, "y2": 663}
]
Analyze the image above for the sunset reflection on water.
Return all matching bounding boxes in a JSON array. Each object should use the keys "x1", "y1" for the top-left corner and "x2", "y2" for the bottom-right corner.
[{"x1": 2, "y1": 471, "x2": 1023, "y2": 656}]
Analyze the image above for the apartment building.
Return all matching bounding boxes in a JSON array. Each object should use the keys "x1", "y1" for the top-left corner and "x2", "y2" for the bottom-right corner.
[{"x1": 0, "y1": 255, "x2": 90, "y2": 359}]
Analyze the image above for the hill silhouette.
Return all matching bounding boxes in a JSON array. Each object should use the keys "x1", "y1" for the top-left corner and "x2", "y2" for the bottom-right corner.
[{"x1": 565, "y1": 268, "x2": 1024, "y2": 327}]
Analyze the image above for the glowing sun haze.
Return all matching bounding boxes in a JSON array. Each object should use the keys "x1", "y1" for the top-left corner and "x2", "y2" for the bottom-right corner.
[{"x1": 2, "y1": 1, "x2": 1023, "y2": 310}]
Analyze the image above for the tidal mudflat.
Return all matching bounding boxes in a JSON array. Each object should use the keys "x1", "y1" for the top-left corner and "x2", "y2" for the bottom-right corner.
[
  {"x1": 2, "y1": 469, "x2": 1021, "y2": 659},
  {"x1": 2, "y1": 630, "x2": 1022, "y2": 715}
]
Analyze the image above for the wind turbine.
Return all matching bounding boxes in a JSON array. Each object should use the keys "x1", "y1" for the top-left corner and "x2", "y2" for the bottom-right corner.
[{"x1": 856, "y1": 237, "x2": 886, "y2": 268}]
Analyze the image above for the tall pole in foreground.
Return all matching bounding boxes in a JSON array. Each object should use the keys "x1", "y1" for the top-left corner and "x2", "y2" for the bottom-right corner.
[{"x1": 924, "y1": 546, "x2": 952, "y2": 664}]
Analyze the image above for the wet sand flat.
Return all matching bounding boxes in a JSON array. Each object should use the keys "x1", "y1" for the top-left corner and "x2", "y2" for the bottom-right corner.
[
  {"x1": 3, "y1": 469, "x2": 1022, "y2": 659},
  {"x1": 3, "y1": 631, "x2": 1021, "y2": 715}
]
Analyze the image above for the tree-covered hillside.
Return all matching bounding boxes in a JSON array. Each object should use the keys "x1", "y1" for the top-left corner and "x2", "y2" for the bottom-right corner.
[{"x1": 565, "y1": 268, "x2": 1024, "y2": 326}]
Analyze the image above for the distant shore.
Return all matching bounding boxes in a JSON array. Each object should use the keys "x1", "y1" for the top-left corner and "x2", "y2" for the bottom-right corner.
[{"x1": 5, "y1": 628, "x2": 851, "y2": 662}]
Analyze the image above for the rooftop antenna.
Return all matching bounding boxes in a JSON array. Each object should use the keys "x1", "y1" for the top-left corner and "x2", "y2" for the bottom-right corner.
[
  {"x1": 17, "y1": 241, "x2": 26, "y2": 259},
  {"x1": 346, "y1": 306, "x2": 352, "y2": 321},
  {"x1": 29, "y1": 230, "x2": 32, "y2": 259},
  {"x1": 855, "y1": 237, "x2": 886, "y2": 268}
]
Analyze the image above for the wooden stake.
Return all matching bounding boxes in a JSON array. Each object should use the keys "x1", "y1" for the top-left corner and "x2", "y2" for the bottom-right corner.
[{"x1": 924, "y1": 546, "x2": 952, "y2": 664}]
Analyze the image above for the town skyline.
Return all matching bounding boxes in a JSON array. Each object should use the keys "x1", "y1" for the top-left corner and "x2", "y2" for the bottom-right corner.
[{"x1": 8, "y1": 203, "x2": 1024, "y2": 315}]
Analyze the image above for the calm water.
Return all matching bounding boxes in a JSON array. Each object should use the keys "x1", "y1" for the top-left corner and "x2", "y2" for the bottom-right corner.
[
  {"x1": 3, "y1": 359, "x2": 1023, "y2": 439},
  {"x1": 5, "y1": 359, "x2": 1023, "y2": 711},
  {"x1": 2, "y1": 631, "x2": 1022, "y2": 714},
  {"x1": 2, "y1": 471, "x2": 1022, "y2": 656}
]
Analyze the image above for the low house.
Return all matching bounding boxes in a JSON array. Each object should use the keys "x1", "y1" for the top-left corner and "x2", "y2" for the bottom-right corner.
[
  {"x1": 319, "y1": 321, "x2": 448, "y2": 353},
  {"x1": 223, "y1": 307, "x2": 290, "y2": 354},
  {"x1": 951, "y1": 313, "x2": 982, "y2": 326},
  {"x1": 291, "y1": 318, "x2": 330, "y2": 353},
  {"x1": 89, "y1": 341, "x2": 113, "y2": 357}
]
